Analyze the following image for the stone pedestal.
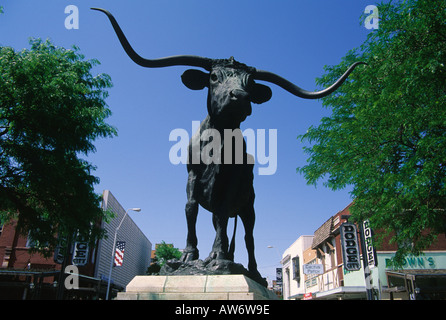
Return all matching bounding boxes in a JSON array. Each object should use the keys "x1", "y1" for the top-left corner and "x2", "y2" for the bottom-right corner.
[{"x1": 116, "y1": 275, "x2": 278, "y2": 300}]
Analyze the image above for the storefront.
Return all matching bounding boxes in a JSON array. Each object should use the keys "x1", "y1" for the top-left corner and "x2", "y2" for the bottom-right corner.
[
  {"x1": 0, "y1": 269, "x2": 122, "y2": 300},
  {"x1": 385, "y1": 269, "x2": 446, "y2": 300},
  {"x1": 376, "y1": 252, "x2": 446, "y2": 300}
]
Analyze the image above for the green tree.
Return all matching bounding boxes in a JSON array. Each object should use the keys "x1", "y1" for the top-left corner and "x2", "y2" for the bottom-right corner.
[
  {"x1": 298, "y1": 0, "x2": 446, "y2": 263},
  {"x1": 147, "y1": 241, "x2": 182, "y2": 274},
  {"x1": 0, "y1": 39, "x2": 117, "y2": 255},
  {"x1": 155, "y1": 241, "x2": 182, "y2": 265}
]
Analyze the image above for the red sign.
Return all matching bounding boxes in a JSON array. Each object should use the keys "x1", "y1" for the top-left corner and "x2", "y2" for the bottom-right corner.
[{"x1": 303, "y1": 293, "x2": 313, "y2": 300}]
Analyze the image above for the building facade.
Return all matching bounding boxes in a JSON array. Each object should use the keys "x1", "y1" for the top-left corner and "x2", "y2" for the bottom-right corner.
[
  {"x1": 0, "y1": 190, "x2": 151, "y2": 299},
  {"x1": 95, "y1": 190, "x2": 152, "y2": 293},
  {"x1": 280, "y1": 235, "x2": 314, "y2": 300},
  {"x1": 308, "y1": 203, "x2": 368, "y2": 299},
  {"x1": 282, "y1": 202, "x2": 446, "y2": 300}
]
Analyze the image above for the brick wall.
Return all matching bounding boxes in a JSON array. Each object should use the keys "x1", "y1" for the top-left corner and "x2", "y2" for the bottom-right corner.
[
  {"x1": 0, "y1": 220, "x2": 61, "y2": 272},
  {"x1": 376, "y1": 231, "x2": 446, "y2": 251}
]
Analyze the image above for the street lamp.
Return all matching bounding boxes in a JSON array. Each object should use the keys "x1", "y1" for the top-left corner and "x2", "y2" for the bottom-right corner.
[
  {"x1": 267, "y1": 245, "x2": 283, "y2": 295},
  {"x1": 106, "y1": 207, "x2": 141, "y2": 300}
]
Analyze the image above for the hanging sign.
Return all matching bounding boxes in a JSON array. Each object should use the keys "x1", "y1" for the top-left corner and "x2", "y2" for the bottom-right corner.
[
  {"x1": 54, "y1": 235, "x2": 68, "y2": 264},
  {"x1": 362, "y1": 220, "x2": 377, "y2": 268},
  {"x1": 276, "y1": 268, "x2": 282, "y2": 285},
  {"x1": 72, "y1": 235, "x2": 89, "y2": 266},
  {"x1": 340, "y1": 223, "x2": 361, "y2": 271},
  {"x1": 54, "y1": 243, "x2": 66, "y2": 264}
]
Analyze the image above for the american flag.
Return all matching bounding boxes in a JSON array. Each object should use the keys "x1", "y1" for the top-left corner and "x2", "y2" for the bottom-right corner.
[{"x1": 114, "y1": 241, "x2": 125, "y2": 267}]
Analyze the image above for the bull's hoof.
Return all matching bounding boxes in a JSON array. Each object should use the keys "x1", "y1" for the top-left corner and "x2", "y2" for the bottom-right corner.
[
  {"x1": 206, "y1": 250, "x2": 228, "y2": 261},
  {"x1": 180, "y1": 248, "x2": 199, "y2": 262},
  {"x1": 248, "y1": 269, "x2": 267, "y2": 287}
]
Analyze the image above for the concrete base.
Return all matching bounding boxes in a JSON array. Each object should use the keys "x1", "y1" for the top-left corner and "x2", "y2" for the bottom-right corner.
[{"x1": 117, "y1": 275, "x2": 279, "y2": 300}]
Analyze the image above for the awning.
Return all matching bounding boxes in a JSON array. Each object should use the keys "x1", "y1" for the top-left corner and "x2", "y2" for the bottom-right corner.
[{"x1": 312, "y1": 286, "x2": 366, "y2": 300}]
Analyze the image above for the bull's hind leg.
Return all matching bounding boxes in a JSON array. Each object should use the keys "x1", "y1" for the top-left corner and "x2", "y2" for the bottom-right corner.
[
  {"x1": 240, "y1": 208, "x2": 257, "y2": 273},
  {"x1": 240, "y1": 205, "x2": 263, "y2": 282},
  {"x1": 180, "y1": 173, "x2": 199, "y2": 262}
]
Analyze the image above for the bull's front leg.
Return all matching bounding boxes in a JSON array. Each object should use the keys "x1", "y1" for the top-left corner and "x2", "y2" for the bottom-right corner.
[
  {"x1": 180, "y1": 199, "x2": 199, "y2": 262},
  {"x1": 208, "y1": 211, "x2": 229, "y2": 260},
  {"x1": 180, "y1": 173, "x2": 199, "y2": 262}
]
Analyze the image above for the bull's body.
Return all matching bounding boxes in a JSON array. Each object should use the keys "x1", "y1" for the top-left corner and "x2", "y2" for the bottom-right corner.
[
  {"x1": 186, "y1": 116, "x2": 255, "y2": 217},
  {"x1": 93, "y1": 8, "x2": 365, "y2": 285},
  {"x1": 180, "y1": 60, "x2": 268, "y2": 281},
  {"x1": 184, "y1": 114, "x2": 257, "y2": 272}
]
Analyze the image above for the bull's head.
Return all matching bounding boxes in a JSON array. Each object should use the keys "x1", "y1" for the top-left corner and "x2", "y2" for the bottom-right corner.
[
  {"x1": 92, "y1": 8, "x2": 365, "y2": 127},
  {"x1": 181, "y1": 58, "x2": 272, "y2": 128}
]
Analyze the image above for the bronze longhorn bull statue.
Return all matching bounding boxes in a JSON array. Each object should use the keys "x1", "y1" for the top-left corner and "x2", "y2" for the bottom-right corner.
[{"x1": 92, "y1": 8, "x2": 365, "y2": 285}]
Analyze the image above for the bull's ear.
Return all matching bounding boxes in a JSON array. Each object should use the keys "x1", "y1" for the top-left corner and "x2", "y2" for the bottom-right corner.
[
  {"x1": 181, "y1": 69, "x2": 209, "y2": 90},
  {"x1": 251, "y1": 83, "x2": 272, "y2": 104}
]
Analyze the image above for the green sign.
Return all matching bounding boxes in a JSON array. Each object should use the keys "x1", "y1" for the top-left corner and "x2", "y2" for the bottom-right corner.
[{"x1": 385, "y1": 256, "x2": 435, "y2": 269}]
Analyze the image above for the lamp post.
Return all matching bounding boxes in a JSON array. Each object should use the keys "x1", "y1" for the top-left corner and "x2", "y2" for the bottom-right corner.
[
  {"x1": 267, "y1": 245, "x2": 283, "y2": 296},
  {"x1": 105, "y1": 207, "x2": 141, "y2": 300}
]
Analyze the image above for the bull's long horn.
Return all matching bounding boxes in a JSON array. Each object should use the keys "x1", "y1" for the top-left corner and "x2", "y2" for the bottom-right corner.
[
  {"x1": 254, "y1": 62, "x2": 367, "y2": 99},
  {"x1": 91, "y1": 8, "x2": 213, "y2": 70}
]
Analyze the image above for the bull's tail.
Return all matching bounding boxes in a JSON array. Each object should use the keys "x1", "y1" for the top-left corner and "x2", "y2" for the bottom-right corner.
[{"x1": 228, "y1": 216, "x2": 237, "y2": 261}]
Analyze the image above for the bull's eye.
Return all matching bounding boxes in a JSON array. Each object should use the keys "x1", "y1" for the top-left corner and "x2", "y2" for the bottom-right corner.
[{"x1": 210, "y1": 73, "x2": 218, "y2": 82}]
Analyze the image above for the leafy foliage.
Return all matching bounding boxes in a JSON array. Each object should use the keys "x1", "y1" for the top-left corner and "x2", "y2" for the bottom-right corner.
[
  {"x1": 298, "y1": 0, "x2": 446, "y2": 262},
  {"x1": 154, "y1": 241, "x2": 182, "y2": 267},
  {"x1": 155, "y1": 241, "x2": 182, "y2": 266},
  {"x1": 0, "y1": 39, "x2": 117, "y2": 255}
]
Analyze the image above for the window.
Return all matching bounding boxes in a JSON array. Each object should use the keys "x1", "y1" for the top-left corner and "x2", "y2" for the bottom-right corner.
[
  {"x1": 292, "y1": 256, "x2": 300, "y2": 282},
  {"x1": 2, "y1": 248, "x2": 11, "y2": 268},
  {"x1": 26, "y1": 230, "x2": 49, "y2": 248}
]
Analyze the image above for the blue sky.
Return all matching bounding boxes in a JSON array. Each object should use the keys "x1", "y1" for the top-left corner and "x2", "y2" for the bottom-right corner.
[{"x1": 1, "y1": 0, "x2": 379, "y2": 280}]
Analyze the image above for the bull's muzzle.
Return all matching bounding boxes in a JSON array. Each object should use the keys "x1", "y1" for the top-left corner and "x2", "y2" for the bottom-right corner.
[{"x1": 230, "y1": 89, "x2": 250, "y2": 102}]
